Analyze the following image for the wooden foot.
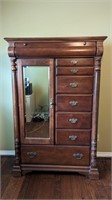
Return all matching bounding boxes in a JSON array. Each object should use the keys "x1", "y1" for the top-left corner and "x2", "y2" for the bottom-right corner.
[
  {"x1": 89, "y1": 168, "x2": 99, "y2": 180},
  {"x1": 12, "y1": 165, "x2": 22, "y2": 177}
]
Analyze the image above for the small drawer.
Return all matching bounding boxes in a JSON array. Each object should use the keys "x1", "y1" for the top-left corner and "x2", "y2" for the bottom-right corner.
[
  {"x1": 56, "y1": 95, "x2": 92, "y2": 112},
  {"x1": 55, "y1": 129, "x2": 91, "y2": 145},
  {"x1": 21, "y1": 145, "x2": 90, "y2": 166},
  {"x1": 56, "y1": 67, "x2": 94, "y2": 75},
  {"x1": 56, "y1": 76, "x2": 93, "y2": 94},
  {"x1": 56, "y1": 112, "x2": 92, "y2": 129},
  {"x1": 56, "y1": 58, "x2": 94, "y2": 66}
]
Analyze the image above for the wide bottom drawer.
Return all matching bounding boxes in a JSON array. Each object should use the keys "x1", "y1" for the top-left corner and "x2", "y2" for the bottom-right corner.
[{"x1": 21, "y1": 145, "x2": 90, "y2": 166}]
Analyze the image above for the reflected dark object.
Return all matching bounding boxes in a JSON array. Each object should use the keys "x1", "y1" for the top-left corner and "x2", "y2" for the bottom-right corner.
[
  {"x1": 32, "y1": 116, "x2": 44, "y2": 122},
  {"x1": 25, "y1": 83, "x2": 32, "y2": 95},
  {"x1": 32, "y1": 112, "x2": 49, "y2": 122}
]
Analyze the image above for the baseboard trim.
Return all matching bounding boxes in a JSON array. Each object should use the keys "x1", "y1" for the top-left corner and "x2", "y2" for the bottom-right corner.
[
  {"x1": 0, "y1": 150, "x2": 112, "y2": 157},
  {"x1": 0, "y1": 150, "x2": 15, "y2": 156},
  {"x1": 97, "y1": 152, "x2": 112, "y2": 157}
]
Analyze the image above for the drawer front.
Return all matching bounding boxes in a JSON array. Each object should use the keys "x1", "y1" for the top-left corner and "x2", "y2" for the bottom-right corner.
[
  {"x1": 21, "y1": 146, "x2": 90, "y2": 166},
  {"x1": 56, "y1": 76, "x2": 93, "y2": 94},
  {"x1": 55, "y1": 130, "x2": 91, "y2": 145},
  {"x1": 56, "y1": 67, "x2": 94, "y2": 75},
  {"x1": 56, "y1": 95, "x2": 92, "y2": 111},
  {"x1": 15, "y1": 41, "x2": 96, "y2": 48},
  {"x1": 56, "y1": 58, "x2": 94, "y2": 66},
  {"x1": 56, "y1": 112, "x2": 92, "y2": 129}
]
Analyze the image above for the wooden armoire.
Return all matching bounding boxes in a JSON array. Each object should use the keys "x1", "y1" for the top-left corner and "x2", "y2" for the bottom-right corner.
[{"x1": 5, "y1": 36, "x2": 107, "y2": 179}]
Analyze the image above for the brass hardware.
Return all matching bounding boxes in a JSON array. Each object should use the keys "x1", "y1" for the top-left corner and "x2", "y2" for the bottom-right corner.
[
  {"x1": 73, "y1": 153, "x2": 83, "y2": 160},
  {"x1": 69, "y1": 82, "x2": 78, "y2": 88},
  {"x1": 69, "y1": 135, "x2": 78, "y2": 141},
  {"x1": 70, "y1": 69, "x2": 78, "y2": 74},
  {"x1": 71, "y1": 59, "x2": 78, "y2": 65},
  {"x1": 50, "y1": 99, "x2": 54, "y2": 108},
  {"x1": 23, "y1": 43, "x2": 27, "y2": 46},
  {"x1": 69, "y1": 118, "x2": 78, "y2": 124},
  {"x1": 27, "y1": 152, "x2": 37, "y2": 159},
  {"x1": 69, "y1": 101, "x2": 78, "y2": 106}
]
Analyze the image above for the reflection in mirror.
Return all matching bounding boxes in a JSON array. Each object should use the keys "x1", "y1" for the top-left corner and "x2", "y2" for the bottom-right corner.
[{"x1": 23, "y1": 66, "x2": 49, "y2": 138}]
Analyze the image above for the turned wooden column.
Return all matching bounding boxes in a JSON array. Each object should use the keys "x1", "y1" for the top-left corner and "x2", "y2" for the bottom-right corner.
[
  {"x1": 11, "y1": 57, "x2": 21, "y2": 176},
  {"x1": 90, "y1": 56, "x2": 102, "y2": 179}
]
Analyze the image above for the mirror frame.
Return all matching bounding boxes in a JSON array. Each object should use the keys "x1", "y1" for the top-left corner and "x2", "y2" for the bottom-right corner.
[{"x1": 17, "y1": 59, "x2": 54, "y2": 144}]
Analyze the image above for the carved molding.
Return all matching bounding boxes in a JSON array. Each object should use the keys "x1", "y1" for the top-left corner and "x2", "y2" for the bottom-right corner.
[
  {"x1": 91, "y1": 56, "x2": 102, "y2": 169},
  {"x1": 96, "y1": 41, "x2": 103, "y2": 56},
  {"x1": 15, "y1": 138, "x2": 20, "y2": 165},
  {"x1": 8, "y1": 45, "x2": 15, "y2": 57},
  {"x1": 11, "y1": 58, "x2": 20, "y2": 167},
  {"x1": 11, "y1": 58, "x2": 17, "y2": 71},
  {"x1": 91, "y1": 140, "x2": 97, "y2": 168},
  {"x1": 94, "y1": 57, "x2": 102, "y2": 71}
]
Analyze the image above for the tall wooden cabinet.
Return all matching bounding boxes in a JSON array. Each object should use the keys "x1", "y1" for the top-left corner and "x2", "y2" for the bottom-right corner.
[{"x1": 5, "y1": 37, "x2": 107, "y2": 179}]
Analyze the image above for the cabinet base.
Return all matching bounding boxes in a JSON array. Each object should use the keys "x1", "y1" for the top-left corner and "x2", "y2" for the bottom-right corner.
[
  {"x1": 89, "y1": 167, "x2": 99, "y2": 179},
  {"x1": 11, "y1": 164, "x2": 99, "y2": 179},
  {"x1": 12, "y1": 165, "x2": 22, "y2": 177}
]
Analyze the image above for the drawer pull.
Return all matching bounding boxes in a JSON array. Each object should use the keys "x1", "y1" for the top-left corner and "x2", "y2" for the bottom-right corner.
[
  {"x1": 27, "y1": 152, "x2": 37, "y2": 159},
  {"x1": 69, "y1": 135, "x2": 78, "y2": 141},
  {"x1": 71, "y1": 60, "x2": 78, "y2": 65},
  {"x1": 69, "y1": 118, "x2": 77, "y2": 124},
  {"x1": 73, "y1": 153, "x2": 83, "y2": 160},
  {"x1": 70, "y1": 69, "x2": 78, "y2": 74},
  {"x1": 23, "y1": 43, "x2": 27, "y2": 46},
  {"x1": 50, "y1": 98, "x2": 54, "y2": 108},
  {"x1": 69, "y1": 82, "x2": 78, "y2": 88},
  {"x1": 69, "y1": 100, "x2": 78, "y2": 106}
]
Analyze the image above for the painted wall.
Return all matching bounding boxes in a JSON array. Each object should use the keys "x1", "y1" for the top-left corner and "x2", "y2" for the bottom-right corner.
[
  {"x1": 0, "y1": 0, "x2": 112, "y2": 152},
  {"x1": 24, "y1": 66, "x2": 49, "y2": 111}
]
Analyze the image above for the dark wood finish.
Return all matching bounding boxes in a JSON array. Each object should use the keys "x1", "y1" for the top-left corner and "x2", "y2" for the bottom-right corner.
[
  {"x1": 56, "y1": 58, "x2": 94, "y2": 66},
  {"x1": 4, "y1": 36, "x2": 107, "y2": 41},
  {"x1": 55, "y1": 129, "x2": 91, "y2": 145},
  {"x1": 5, "y1": 37, "x2": 107, "y2": 179},
  {"x1": 1, "y1": 156, "x2": 111, "y2": 199},
  {"x1": 56, "y1": 112, "x2": 92, "y2": 129},
  {"x1": 21, "y1": 145, "x2": 90, "y2": 166},
  {"x1": 90, "y1": 57, "x2": 102, "y2": 173},
  {"x1": 56, "y1": 94, "x2": 92, "y2": 111},
  {"x1": 17, "y1": 58, "x2": 54, "y2": 145},
  {"x1": 11, "y1": 58, "x2": 22, "y2": 176},
  {"x1": 5, "y1": 37, "x2": 107, "y2": 58},
  {"x1": 56, "y1": 66, "x2": 94, "y2": 75},
  {"x1": 56, "y1": 76, "x2": 93, "y2": 94}
]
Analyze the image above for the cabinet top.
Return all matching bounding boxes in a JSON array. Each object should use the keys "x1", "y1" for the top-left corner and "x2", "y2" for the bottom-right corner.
[
  {"x1": 5, "y1": 36, "x2": 107, "y2": 43},
  {"x1": 4, "y1": 36, "x2": 107, "y2": 58}
]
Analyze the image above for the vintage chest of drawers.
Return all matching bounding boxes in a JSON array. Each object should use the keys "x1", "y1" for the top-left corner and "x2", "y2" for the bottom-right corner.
[{"x1": 5, "y1": 36, "x2": 107, "y2": 179}]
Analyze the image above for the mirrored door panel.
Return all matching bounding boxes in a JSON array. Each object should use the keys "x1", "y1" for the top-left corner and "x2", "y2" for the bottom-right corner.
[
  {"x1": 18, "y1": 59, "x2": 54, "y2": 144},
  {"x1": 23, "y1": 66, "x2": 50, "y2": 138}
]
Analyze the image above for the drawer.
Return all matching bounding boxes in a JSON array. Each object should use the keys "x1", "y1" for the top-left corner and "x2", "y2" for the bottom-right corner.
[
  {"x1": 21, "y1": 145, "x2": 90, "y2": 166},
  {"x1": 56, "y1": 95, "x2": 92, "y2": 112},
  {"x1": 56, "y1": 76, "x2": 93, "y2": 94},
  {"x1": 55, "y1": 129, "x2": 91, "y2": 145},
  {"x1": 56, "y1": 67, "x2": 94, "y2": 75},
  {"x1": 56, "y1": 112, "x2": 92, "y2": 129},
  {"x1": 56, "y1": 58, "x2": 94, "y2": 66}
]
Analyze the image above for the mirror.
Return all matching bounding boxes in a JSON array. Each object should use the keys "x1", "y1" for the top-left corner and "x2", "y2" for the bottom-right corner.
[{"x1": 23, "y1": 66, "x2": 49, "y2": 138}]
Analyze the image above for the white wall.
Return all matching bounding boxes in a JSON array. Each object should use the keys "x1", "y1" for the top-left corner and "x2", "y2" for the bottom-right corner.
[{"x1": 1, "y1": 0, "x2": 112, "y2": 152}]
